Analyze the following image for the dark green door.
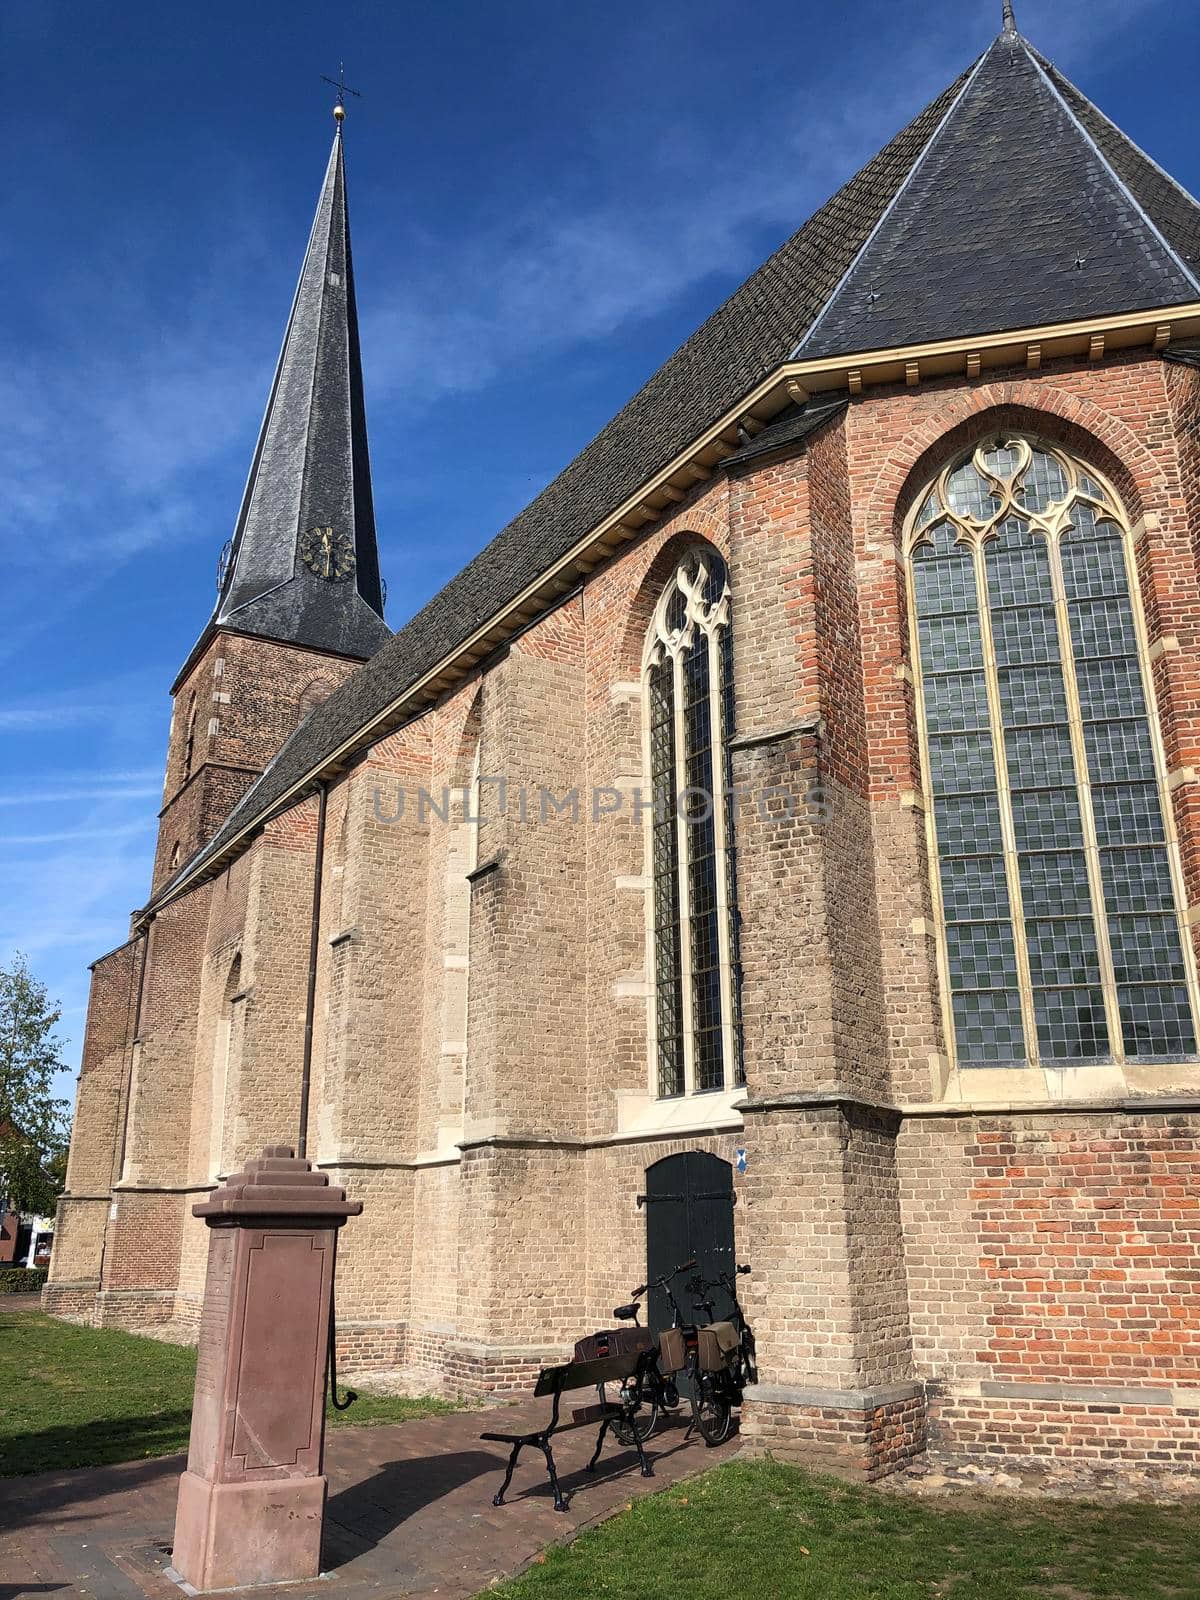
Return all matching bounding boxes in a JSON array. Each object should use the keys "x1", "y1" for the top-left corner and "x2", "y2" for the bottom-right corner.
[{"x1": 643, "y1": 1151, "x2": 736, "y2": 1344}]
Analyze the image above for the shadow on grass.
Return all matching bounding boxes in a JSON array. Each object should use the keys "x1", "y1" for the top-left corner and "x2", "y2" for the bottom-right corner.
[{"x1": 0, "y1": 1409, "x2": 190, "y2": 1506}]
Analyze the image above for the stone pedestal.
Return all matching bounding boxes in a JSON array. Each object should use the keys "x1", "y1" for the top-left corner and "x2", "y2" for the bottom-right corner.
[{"x1": 171, "y1": 1146, "x2": 361, "y2": 1592}]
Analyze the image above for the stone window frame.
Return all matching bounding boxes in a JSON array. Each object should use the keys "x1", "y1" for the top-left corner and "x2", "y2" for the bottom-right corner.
[
  {"x1": 904, "y1": 432, "x2": 1200, "y2": 1076},
  {"x1": 641, "y1": 544, "x2": 745, "y2": 1100},
  {"x1": 210, "y1": 952, "x2": 243, "y2": 1181}
]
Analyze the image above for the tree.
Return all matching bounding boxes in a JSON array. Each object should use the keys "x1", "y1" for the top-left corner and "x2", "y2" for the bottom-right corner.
[{"x1": 0, "y1": 953, "x2": 70, "y2": 1217}]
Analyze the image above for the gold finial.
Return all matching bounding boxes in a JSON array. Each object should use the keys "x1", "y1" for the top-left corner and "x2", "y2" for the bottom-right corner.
[{"x1": 321, "y1": 63, "x2": 361, "y2": 126}]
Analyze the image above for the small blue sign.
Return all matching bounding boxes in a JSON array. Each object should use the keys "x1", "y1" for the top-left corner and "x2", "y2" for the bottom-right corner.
[{"x1": 735, "y1": 1147, "x2": 748, "y2": 1174}]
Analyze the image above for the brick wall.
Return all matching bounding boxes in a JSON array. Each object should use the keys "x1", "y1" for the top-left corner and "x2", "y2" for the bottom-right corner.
[
  {"x1": 54, "y1": 347, "x2": 1200, "y2": 1480},
  {"x1": 45, "y1": 939, "x2": 142, "y2": 1310},
  {"x1": 153, "y1": 632, "x2": 364, "y2": 893}
]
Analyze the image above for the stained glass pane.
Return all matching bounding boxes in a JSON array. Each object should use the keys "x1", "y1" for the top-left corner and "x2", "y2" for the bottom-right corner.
[
  {"x1": 1019, "y1": 849, "x2": 1093, "y2": 917},
  {"x1": 1069, "y1": 597, "x2": 1138, "y2": 659},
  {"x1": 1019, "y1": 449, "x2": 1069, "y2": 512},
  {"x1": 1011, "y1": 787, "x2": 1083, "y2": 852},
  {"x1": 1099, "y1": 847, "x2": 1175, "y2": 914},
  {"x1": 1091, "y1": 783, "x2": 1164, "y2": 847},
  {"x1": 987, "y1": 528, "x2": 1051, "y2": 607},
  {"x1": 918, "y1": 612, "x2": 983, "y2": 674},
  {"x1": 982, "y1": 443, "x2": 1021, "y2": 480},
  {"x1": 1005, "y1": 724, "x2": 1076, "y2": 789},
  {"x1": 1033, "y1": 987, "x2": 1109, "y2": 1060},
  {"x1": 952, "y1": 990, "x2": 1025, "y2": 1064},
  {"x1": 1109, "y1": 914, "x2": 1187, "y2": 984},
  {"x1": 947, "y1": 461, "x2": 1001, "y2": 521},
  {"x1": 1075, "y1": 656, "x2": 1145, "y2": 721},
  {"x1": 941, "y1": 855, "x2": 1010, "y2": 921},
  {"x1": 946, "y1": 923, "x2": 1018, "y2": 989},
  {"x1": 936, "y1": 793, "x2": 1005, "y2": 855},
  {"x1": 928, "y1": 731, "x2": 998, "y2": 795},
  {"x1": 1061, "y1": 527, "x2": 1128, "y2": 600},
  {"x1": 999, "y1": 665, "x2": 1068, "y2": 728},
  {"x1": 991, "y1": 605, "x2": 1059, "y2": 667},
  {"x1": 1083, "y1": 720, "x2": 1156, "y2": 784},
  {"x1": 1118, "y1": 984, "x2": 1196, "y2": 1057},
  {"x1": 924, "y1": 672, "x2": 989, "y2": 733},
  {"x1": 1025, "y1": 918, "x2": 1101, "y2": 986}
]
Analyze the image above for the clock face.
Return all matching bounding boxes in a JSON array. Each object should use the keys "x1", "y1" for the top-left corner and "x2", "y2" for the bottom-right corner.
[{"x1": 300, "y1": 524, "x2": 356, "y2": 581}]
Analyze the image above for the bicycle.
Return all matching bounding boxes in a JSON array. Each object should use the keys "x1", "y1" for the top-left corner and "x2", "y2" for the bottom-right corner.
[
  {"x1": 686, "y1": 1262, "x2": 755, "y2": 1446},
  {"x1": 581, "y1": 1259, "x2": 699, "y2": 1444}
]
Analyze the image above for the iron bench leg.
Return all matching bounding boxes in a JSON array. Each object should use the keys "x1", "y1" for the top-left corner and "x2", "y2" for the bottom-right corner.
[
  {"x1": 586, "y1": 1417, "x2": 612, "y2": 1472},
  {"x1": 489, "y1": 1437, "x2": 525, "y2": 1507},
  {"x1": 539, "y1": 1437, "x2": 567, "y2": 1511}
]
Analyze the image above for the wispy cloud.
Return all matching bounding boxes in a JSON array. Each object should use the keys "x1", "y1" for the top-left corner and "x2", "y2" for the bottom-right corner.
[
  {"x1": 3, "y1": 821, "x2": 154, "y2": 846},
  {"x1": 0, "y1": 785, "x2": 159, "y2": 806},
  {"x1": 0, "y1": 701, "x2": 127, "y2": 732}
]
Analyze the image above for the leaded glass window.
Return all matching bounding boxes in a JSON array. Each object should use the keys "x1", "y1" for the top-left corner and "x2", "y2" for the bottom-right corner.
[
  {"x1": 645, "y1": 548, "x2": 744, "y2": 1095},
  {"x1": 909, "y1": 437, "x2": 1198, "y2": 1068}
]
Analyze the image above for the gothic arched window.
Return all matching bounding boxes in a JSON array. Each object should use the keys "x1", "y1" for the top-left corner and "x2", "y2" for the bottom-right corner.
[
  {"x1": 644, "y1": 547, "x2": 744, "y2": 1097},
  {"x1": 183, "y1": 693, "x2": 197, "y2": 781},
  {"x1": 908, "y1": 436, "x2": 1199, "y2": 1069}
]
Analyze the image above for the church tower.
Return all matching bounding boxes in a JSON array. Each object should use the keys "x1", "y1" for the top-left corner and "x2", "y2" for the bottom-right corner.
[{"x1": 153, "y1": 113, "x2": 389, "y2": 892}]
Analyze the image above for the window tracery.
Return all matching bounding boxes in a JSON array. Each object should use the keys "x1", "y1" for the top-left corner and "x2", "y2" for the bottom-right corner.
[
  {"x1": 644, "y1": 547, "x2": 744, "y2": 1096},
  {"x1": 908, "y1": 436, "x2": 1198, "y2": 1068}
]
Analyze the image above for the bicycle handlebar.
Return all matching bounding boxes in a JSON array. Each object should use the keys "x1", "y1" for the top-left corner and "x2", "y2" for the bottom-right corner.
[{"x1": 629, "y1": 1259, "x2": 700, "y2": 1300}]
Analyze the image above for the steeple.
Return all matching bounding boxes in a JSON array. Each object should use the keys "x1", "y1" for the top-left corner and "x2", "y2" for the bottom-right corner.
[{"x1": 207, "y1": 119, "x2": 389, "y2": 665}]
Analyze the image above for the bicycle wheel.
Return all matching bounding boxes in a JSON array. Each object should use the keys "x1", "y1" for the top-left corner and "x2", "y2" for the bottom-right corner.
[
  {"x1": 692, "y1": 1380, "x2": 732, "y2": 1446},
  {"x1": 614, "y1": 1392, "x2": 659, "y2": 1446}
]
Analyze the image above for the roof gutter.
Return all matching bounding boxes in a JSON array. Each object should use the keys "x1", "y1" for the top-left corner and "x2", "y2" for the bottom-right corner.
[{"x1": 135, "y1": 299, "x2": 1200, "y2": 928}]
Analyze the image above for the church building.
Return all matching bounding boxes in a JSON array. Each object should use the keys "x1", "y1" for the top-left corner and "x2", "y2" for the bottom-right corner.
[{"x1": 48, "y1": 11, "x2": 1200, "y2": 1479}]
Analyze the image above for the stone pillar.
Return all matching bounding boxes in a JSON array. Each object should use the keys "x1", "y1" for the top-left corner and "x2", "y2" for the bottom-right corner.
[{"x1": 171, "y1": 1146, "x2": 361, "y2": 1592}]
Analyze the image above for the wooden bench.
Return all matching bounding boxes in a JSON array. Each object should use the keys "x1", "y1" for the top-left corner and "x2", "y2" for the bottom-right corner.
[{"x1": 480, "y1": 1350, "x2": 655, "y2": 1512}]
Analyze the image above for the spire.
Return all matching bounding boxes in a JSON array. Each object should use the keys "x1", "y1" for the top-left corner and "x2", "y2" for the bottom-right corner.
[
  {"x1": 209, "y1": 123, "x2": 389, "y2": 664},
  {"x1": 1002, "y1": 0, "x2": 1017, "y2": 34}
]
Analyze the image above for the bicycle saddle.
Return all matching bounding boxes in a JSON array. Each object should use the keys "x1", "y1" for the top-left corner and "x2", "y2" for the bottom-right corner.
[{"x1": 613, "y1": 1301, "x2": 640, "y2": 1320}]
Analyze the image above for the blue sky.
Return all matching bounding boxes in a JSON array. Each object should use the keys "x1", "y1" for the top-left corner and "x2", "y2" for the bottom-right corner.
[{"x1": 4, "y1": 0, "x2": 1198, "y2": 1104}]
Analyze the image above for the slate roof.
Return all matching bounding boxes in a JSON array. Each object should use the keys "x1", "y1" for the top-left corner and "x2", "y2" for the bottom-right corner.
[
  {"x1": 722, "y1": 398, "x2": 850, "y2": 470},
  {"x1": 201, "y1": 126, "x2": 389, "y2": 671},
  {"x1": 798, "y1": 30, "x2": 1200, "y2": 359},
  {"x1": 153, "y1": 23, "x2": 1200, "y2": 906}
]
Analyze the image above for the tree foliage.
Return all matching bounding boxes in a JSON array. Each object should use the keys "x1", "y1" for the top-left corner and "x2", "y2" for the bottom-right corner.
[{"x1": 0, "y1": 953, "x2": 70, "y2": 1216}]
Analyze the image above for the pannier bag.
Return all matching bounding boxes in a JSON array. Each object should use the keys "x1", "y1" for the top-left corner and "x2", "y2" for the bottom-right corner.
[
  {"x1": 698, "y1": 1321, "x2": 740, "y2": 1374},
  {"x1": 656, "y1": 1327, "x2": 687, "y2": 1375},
  {"x1": 574, "y1": 1326, "x2": 654, "y2": 1363}
]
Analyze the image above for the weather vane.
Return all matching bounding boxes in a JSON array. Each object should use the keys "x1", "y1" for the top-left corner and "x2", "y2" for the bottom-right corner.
[{"x1": 321, "y1": 62, "x2": 362, "y2": 125}]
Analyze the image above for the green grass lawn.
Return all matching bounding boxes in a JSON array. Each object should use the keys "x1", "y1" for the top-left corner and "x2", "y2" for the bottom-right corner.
[
  {"x1": 0, "y1": 1307, "x2": 455, "y2": 1477},
  {"x1": 495, "y1": 1458, "x2": 1200, "y2": 1600}
]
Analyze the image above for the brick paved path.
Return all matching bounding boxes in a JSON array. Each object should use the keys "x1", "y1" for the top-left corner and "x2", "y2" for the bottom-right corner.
[{"x1": 1, "y1": 1401, "x2": 732, "y2": 1600}]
